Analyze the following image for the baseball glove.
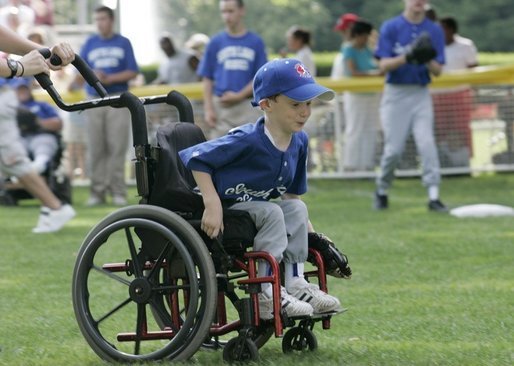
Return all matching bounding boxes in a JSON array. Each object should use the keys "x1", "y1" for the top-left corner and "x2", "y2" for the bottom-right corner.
[
  {"x1": 308, "y1": 232, "x2": 352, "y2": 279},
  {"x1": 405, "y1": 32, "x2": 436, "y2": 65}
]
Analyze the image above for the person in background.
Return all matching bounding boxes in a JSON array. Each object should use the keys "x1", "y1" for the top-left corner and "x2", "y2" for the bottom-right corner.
[
  {"x1": 432, "y1": 16, "x2": 478, "y2": 168},
  {"x1": 14, "y1": 77, "x2": 61, "y2": 174},
  {"x1": 0, "y1": 23, "x2": 75, "y2": 233},
  {"x1": 151, "y1": 33, "x2": 199, "y2": 85},
  {"x1": 331, "y1": 12, "x2": 358, "y2": 79},
  {"x1": 70, "y1": 5, "x2": 139, "y2": 206},
  {"x1": 0, "y1": 0, "x2": 34, "y2": 38},
  {"x1": 185, "y1": 32, "x2": 210, "y2": 69},
  {"x1": 373, "y1": 0, "x2": 448, "y2": 212},
  {"x1": 197, "y1": 0, "x2": 267, "y2": 139},
  {"x1": 284, "y1": 26, "x2": 316, "y2": 76},
  {"x1": 342, "y1": 19, "x2": 381, "y2": 172},
  {"x1": 439, "y1": 16, "x2": 478, "y2": 71}
]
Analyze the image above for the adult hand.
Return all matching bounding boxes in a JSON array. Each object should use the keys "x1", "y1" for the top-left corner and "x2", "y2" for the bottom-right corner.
[
  {"x1": 219, "y1": 91, "x2": 242, "y2": 107},
  {"x1": 18, "y1": 49, "x2": 49, "y2": 76},
  {"x1": 49, "y1": 42, "x2": 75, "y2": 69},
  {"x1": 204, "y1": 104, "x2": 217, "y2": 127},
  {"x1": 93, "y1": 70, "x2": 111, "y2": 85}
]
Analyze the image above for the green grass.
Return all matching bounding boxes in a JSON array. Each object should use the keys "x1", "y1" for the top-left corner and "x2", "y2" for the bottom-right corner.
[{"x1": 1, "y1": 175, "x2": 513, "y2": 365}]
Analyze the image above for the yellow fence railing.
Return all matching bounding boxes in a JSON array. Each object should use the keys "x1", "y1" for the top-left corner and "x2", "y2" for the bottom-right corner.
[{"x1": 34, "y1": 63, "x2": 514, "y2": 104}]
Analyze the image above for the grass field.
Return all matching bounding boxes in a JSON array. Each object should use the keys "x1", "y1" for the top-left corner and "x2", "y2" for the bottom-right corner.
[{"x1": 0, "y1": 175, "x2": 513, "y2": 366}]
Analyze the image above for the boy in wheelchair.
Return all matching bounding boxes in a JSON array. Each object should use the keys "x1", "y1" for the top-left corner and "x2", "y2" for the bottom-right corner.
[{"x1": 180, "y1": 58, "x2": 349, "y2": 320}]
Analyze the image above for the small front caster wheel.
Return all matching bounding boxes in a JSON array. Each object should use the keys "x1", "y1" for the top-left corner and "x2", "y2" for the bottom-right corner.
[
  {"x1": 223, "y1": 337, "x2": 259, "y2": 363},
  {"x1": 282, "y1": 327, "x2": 317, "y2": 353}
]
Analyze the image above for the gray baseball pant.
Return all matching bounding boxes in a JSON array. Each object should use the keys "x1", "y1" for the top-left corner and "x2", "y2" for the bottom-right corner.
[
  {"x1": 211, "y1": 96, "x2": 263, "y2": 139},
  {"x1": 85, "y1": 104, "x2": 131, "y2": 199},
  {"x1": 376, "y1": 84, "x2": 441, "y2": 190},
  {"x1": 229, "y1": 199, "x2": 309, "y2": 264}
]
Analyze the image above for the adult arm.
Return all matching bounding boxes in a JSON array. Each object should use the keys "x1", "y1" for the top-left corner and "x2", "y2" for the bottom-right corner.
[
  {"x1": 219, "y1": 80, "x2": 253, "y2": 105},
  {"x1": 96, "y1": 69, "x2": 138, "y2": 85},
  {"x1": 202, "y1": 77, "x2": 216, "y2": 127},
  {"x1": 0, "y1": 25, "x2": 74, "y2": 77}
]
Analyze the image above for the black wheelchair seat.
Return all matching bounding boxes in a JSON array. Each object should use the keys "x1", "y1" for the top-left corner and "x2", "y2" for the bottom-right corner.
[{"x1": 146, "y1": 122, "x2": 257, "y2": 260}]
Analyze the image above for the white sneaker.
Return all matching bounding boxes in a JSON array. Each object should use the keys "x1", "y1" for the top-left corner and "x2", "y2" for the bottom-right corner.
[
  {"x1": 287, "y1": 282, "x2": 341, "y2": 314},
  {"x1": 32, "y1": 204, "x2": 76, "y2": 233},
  {"x1": 86, "y1": 195, "x2": 104, "y2": 206},
  {"x1": 258, "y1": 287, "x2": 314, "y2": 320},
  {"x1": 31, "y1": 160, "x2": 48, "y2": 174},
  {"x1": 35, "y1": 206, "x2": 51, "y2": 229},
  {"x1": 112, "y1": 195, "x2": 127, "y2": 206}
]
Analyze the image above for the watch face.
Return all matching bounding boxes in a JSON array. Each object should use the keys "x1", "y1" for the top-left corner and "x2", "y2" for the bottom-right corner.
[{"x1": 7, "y1": 59, "x2": 18, "y2": 78}]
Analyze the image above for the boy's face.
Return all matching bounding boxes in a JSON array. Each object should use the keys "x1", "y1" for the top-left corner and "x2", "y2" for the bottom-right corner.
[
  {"x1": 263, "y1": 95, "x2": 312, "y2": 133},
  {"x1": 404, "y1": 0, "x2": 428, "y2": 13},
  {"x1": 220, "y1": 0, "x2": 244, "y2": 30},
  {"x1": 16, "y1": 86, "x2": 32, "y2": 103},
  {"x1": 95, "y1": 11, "x2": 114, "y2": 37}
]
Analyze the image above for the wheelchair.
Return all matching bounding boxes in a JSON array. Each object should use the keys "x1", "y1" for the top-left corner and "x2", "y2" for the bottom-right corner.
[
  {"x1": 0, "y1": 107, "x2": 71, "y2": 206},
  {"x1": 36, "y1": 52, "x2": 347, "y2": 363}
]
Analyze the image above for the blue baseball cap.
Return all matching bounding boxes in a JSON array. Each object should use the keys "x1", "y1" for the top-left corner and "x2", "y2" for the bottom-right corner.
[{"x1": 251, "y1": 58, "x2": 335, "y2": 107}]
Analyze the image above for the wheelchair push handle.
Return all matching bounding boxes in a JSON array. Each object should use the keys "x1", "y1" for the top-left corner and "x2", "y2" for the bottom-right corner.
[{"x1": 34, "y1": 49, "x2": 108, "y2": 98}]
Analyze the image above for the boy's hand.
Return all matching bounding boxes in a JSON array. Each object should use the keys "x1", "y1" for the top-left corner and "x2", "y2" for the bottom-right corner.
[{"x1": 201, "y1": 198, "x2": 224, "y2": 239}]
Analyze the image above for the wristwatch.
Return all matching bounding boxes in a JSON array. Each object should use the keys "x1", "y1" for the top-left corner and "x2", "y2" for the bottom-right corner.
[{"x1": 6, "y1": 58, "x2": 18, "y2": 79}]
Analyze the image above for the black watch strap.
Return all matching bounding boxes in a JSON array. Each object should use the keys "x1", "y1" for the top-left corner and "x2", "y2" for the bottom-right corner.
[{"x1": 6, "y1": 58, "x2": 18, "y2": 79}]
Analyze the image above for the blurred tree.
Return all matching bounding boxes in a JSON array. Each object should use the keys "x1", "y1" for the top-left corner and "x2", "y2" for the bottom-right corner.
[{"x1": 52, "y1": 0, "x2": 514, "y2": 53}]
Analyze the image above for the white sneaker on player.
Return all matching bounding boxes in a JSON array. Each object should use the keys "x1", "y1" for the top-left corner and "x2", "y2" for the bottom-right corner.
[
  {"x1": 32, "y1": 204, "x2": 76, "y2": 233},
  {"x1": 287, "y1": 281, "x2": 341, "y2": 314},
  {"x1": 258, "y1": 287, "x2": 314, "y2": 320}
]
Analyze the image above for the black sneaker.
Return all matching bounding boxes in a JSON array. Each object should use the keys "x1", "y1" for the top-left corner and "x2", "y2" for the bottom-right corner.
[
  {"x1": 374, "y1": 191, "x2": 388, "y2": 210},
  {"x1": 428, "y1": 199, "x2": 448, "y2": 212}
]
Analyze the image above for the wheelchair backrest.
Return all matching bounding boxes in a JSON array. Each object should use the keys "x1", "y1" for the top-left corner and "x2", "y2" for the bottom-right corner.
[{"x1": 148, "y1": 122, "x2": 205, "y2": 216}]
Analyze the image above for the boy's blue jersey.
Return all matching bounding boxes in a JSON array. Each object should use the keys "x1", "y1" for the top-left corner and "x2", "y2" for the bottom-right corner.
[
  {"x1": 80, "y1": 33, "x2": 139, "y2": 96},
  {"x1": 375, "y1": 15, "x2": 445, "y2": 86},
  {"x1": 22, "y1": 99, "x2": 59, "y2": 119},
  {"x1": 197, "y1": 31, "x2": 267, "y2": 96},
  {"x1": 179, "y1": 117, "x2": 308, "y2": 202}
]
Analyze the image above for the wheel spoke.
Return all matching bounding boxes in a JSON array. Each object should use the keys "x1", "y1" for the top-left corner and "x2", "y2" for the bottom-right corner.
[
  {"x1": 146, "y1": 240, "x2": 172, "y2": 279},
  {"x1": 153, "y1": 284, "x2": 192, "y2": 292},
  {"x1": 125, "y1": 227, "x2": 143, "y2": 278},
  {"x1": 92, "y1": 264, "x2": 131, "y2": 286},
  {"x1": 134, "y1": 303, "x2": 146, "y2": 355},
  {"x1": 148, "y1": 297, "x2": 180, "y2": 334},
  {"x1": 95, "y1": 297, "x2": 132, "y2": 325}
]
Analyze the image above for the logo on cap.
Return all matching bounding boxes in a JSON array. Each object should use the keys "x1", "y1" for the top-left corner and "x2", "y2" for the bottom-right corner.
[{"x1": 295, "y1": 63, "x2": 311, "y2": 78}]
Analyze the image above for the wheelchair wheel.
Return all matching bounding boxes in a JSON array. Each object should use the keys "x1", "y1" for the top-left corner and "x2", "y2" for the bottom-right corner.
[
  {"x1": 253, "y1": 323, "x2": 274, "y2": 349},
  {"x1": 282, "y1": 327, "x2": 318, "y2": 353},
  {"x1": 223, "y1": 337, "x2": 259, "y2": 363},
  {"x1": 72, "y1": 205, "x2": 217, "y2": 363}
]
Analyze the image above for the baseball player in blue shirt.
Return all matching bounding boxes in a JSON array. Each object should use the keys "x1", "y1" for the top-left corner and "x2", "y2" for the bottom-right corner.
[
  {"x1": 180, "y1": 58, "x2": 341, "y2": 319},
  {"x1": 374, "y1": 0, "x2": 448, "y2": 212}
]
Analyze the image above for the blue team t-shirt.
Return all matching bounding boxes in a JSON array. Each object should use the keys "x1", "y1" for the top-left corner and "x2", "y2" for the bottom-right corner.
[
  {"x1": 375, "y1": 15, "x2": 445, "y2": 86},
  {"x1": 22, "y1": 99, "x2": 59, "y2": 119},
  {"x1": 197, "y1": 31, "x2": 267, "y2": 96},
  {"x1": 342, "y1": 45, "x2": 377, "y2": 76},
  {"x1": 179, "y1": 117, "x2": 308, "y2": 202},
  {"x1": 80, "y1": 33, "x2": 139, "y2": 96}
]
